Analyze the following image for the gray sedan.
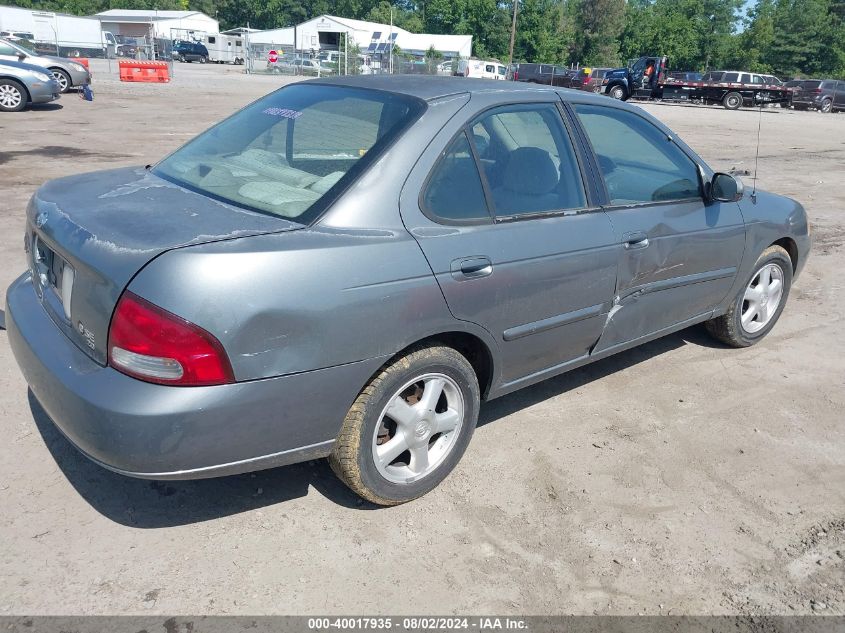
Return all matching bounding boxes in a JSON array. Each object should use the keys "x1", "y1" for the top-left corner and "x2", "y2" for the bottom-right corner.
[
  {"x1": 0, "y1": 59, "x2": 60, "y2": 111},
  {"x1": 0, "y1": 38, "x2": 90, "y2": 93},
  {"x1": 6, "y1": 77, "x2": 810, "y2": 505}
]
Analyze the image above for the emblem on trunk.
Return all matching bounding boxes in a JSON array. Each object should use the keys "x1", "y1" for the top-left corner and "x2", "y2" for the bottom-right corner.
[
  {"x1": 35, "y1": 211, "x2": 48, "y2": 228},
  {"x1": 77, "y1": 321, "x2": 95, "y2": 350}
]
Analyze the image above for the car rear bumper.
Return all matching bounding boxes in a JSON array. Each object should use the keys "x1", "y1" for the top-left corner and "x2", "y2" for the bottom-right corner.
[
  {"x1": 6, "y1": 272, "x2": 385, "y2": 480},
  {"x1": 791, "y1": 98, "x2": 815, "y2": 107}
]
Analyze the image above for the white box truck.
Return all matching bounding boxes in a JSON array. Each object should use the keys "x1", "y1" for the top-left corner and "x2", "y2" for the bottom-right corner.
[{"x1": 0, "y1": 6, "x2": 117, "y2": 58}]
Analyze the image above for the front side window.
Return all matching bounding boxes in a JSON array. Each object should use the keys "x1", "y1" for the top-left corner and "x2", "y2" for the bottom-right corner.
[
  {"x1": 574, "y1": 104, "x2": 701, "y2": 205},
  {"x1": 0, "y1": 42, "x2": 16, "y2": 56},
  {"x1": 470, "y1": 104, "x2": 586, "y2": 217},
  {"x1": 154, "y1": 84, "x2": 425, "y2": 222}
]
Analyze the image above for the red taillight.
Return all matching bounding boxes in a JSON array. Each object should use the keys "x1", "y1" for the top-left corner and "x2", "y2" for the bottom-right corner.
[
  {"x1": 513, "y1": 71, "x2": 518, "y2": 80},
  {"x1": 108, "y1": 291, "x2": 234, "y2": 386}
]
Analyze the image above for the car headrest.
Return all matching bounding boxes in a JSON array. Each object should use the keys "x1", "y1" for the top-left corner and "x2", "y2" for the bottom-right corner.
[{"x1": 502, "y1": 147, "x2": 558, "y2": 195}]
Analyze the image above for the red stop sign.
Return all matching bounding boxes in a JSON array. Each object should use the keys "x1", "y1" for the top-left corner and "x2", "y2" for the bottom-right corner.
[{"x1": 268, "y1": 50, "x2": 278, "y2": 63}]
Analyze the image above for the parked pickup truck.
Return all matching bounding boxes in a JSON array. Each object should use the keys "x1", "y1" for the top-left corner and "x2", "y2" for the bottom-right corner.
[
  {"x1": 510, "y1": 63, "x2": 612, "y2": 92},
  {"x1": 602, "y1": 56, "x2": 792, "y2": 109}
]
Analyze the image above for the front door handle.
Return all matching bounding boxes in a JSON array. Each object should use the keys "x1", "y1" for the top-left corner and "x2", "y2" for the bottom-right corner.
[
  {"x1": 451, "y1": 256, "x2": 493, "y2": 280},
  {"x1": 623, "y1": 231, "x2": 650, "y2": 250}
]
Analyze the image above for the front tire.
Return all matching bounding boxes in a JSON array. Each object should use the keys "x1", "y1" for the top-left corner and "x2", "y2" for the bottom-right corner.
[
  {"x1": 0, "y1": 78, "x2": 27, "y2": 112},
  {"x1": 51, "y1": 68, "x2": 71, "y2": 93},
  {"x1": 330, "y1": 345, "x2": 480, "y2": 506},
  {"x1": 609, "y1": 84, "x2": 627, "y2": 100},
  {"x1": 705, "y1": 245, "x2": 793, "y2": 347}
]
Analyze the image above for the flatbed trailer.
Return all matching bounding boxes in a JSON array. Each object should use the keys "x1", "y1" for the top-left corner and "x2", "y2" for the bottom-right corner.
[
  {"x1": 651, "y1": 78, "x2": 792, "y2": 109},
  {"x1": 602, "y1": 56, "x2": 794, "y2": 110}
]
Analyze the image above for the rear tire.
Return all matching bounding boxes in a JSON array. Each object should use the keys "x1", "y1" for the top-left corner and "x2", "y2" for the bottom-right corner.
[
  {"x1": 705, "y1": 245, "x2": 793, "y2": 347},
  {"x1": 820, "y1": 98, "x2": 832, "y2": 113},
  {"x1": 330, "y1": 345, "x2": 480, "y2": 506},
  {"x1": 723, "y1": 92, "x2": 742, "y2": 110},
  {"x1": 200, "y1": 56, "x2": 207, "y2": 64},
  {"x1": 0, "y1": 78, "x2": 27, "y2": 112}
]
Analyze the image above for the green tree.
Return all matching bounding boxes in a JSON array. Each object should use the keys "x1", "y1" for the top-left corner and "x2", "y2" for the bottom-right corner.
[
  {"x1": 572, "y1": 0, "x2": 625, "y2": 65},
  {"x1": 513, "y1": 0, "x2": 569, "y2": 63}
]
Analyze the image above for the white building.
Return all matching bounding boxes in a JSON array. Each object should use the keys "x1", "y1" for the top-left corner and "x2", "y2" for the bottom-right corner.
[
  {"x1": 94, "y1": 9, "x2": 219, "y2": 40},
  {"x1": 248, "y1": 14, "x2": 472, "y2": 59}
]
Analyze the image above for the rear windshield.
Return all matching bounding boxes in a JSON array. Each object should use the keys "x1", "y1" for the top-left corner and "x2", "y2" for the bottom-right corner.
[{"x1": 153, "y1": 84, "x2": 425, "y2": 223}]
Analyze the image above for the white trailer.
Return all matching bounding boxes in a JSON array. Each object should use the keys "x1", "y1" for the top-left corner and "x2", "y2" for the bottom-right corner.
[
  {"x1": 202, "y1": 33, "x2": 245, "y2": 64},
  {"x1": 0, "y1": 6, "x2": 117, "y2": 58}
]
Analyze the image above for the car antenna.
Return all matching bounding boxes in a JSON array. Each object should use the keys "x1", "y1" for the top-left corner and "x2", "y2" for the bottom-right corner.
[{"x1": 751, "y1": 102, "x2": 763, "y2": 203}]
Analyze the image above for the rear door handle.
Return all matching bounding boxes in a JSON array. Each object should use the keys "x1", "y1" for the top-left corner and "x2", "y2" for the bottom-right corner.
[
  {"x1": 623, "y1": 231, "x2": 650, "y2": 250},
  {"x1": 451, "y1": 256, "x2": 493, "y2": 280}
]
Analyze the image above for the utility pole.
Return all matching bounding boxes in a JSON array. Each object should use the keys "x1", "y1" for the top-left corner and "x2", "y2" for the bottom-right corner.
[{"x1": 508, "y1": 0, "x2": 519, "y2": 66}]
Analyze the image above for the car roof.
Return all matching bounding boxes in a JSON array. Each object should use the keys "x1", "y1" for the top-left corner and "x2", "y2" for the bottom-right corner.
[
  {"x1": 0, "y1": 59, "x2": 52, "y2": 75},
  {"x1": 309, "y1": 75, "x2": 610, "y2": 103}
]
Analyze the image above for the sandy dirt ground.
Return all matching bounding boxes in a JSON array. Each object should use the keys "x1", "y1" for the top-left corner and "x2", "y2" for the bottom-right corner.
[{"x1": 0, "y1": 62, "x2": 843, "y2": 616}]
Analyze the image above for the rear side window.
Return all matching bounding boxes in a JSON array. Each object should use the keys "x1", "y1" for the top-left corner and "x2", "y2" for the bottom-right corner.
[
  {"x1": 821, "y1": 81, "x2": 836, "y2": 89},
  {"x1": 423, "y1": 132, "x2": 490, "y2": 222},
  {"x1": 575, "y1": 104, "x2": 701, "y2": 205},
  {"x1": 470, "y1": 104, "x2": 586, "y2": 217},
  {"x1": 724, "y1": 72, "x2": 740, "y2": 82}
]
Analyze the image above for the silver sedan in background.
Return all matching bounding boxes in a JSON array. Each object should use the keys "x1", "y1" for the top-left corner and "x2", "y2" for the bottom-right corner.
[
  {"x1": 0, "y1": 59, "x2": 60, "y2": 111},
  {"x1": 0, "y1": 38, "x2": 90, "y2": 93}
]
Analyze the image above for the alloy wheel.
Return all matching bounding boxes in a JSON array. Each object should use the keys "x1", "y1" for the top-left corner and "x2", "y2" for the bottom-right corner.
[
  {"x1": 372, "y1": 373, "x2": 465, "y2": 484},
  {"x1": 0, "y1": 84, "x2": 23, "y2": 110},
  {"x1": 51, "y1": 70, "x2": 68, "y2": 92},
  {"x1": 741, "y1": 262, "x2": 785, "y2": 334}
]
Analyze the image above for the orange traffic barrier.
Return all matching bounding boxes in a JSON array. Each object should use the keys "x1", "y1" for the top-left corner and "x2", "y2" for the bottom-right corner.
[
  {"x1": 74, "y1": 58, "x2": 89, "y2": 69},
  {"x1": 118, "y1": 60, "x2": 170, "y2": 83}
]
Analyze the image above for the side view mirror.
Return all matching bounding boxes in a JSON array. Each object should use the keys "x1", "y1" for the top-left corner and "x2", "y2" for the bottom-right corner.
[
  {"x1": 707, "y1": 172, "x2": 743, "y2": 202},
  {"x1": 17, "y1": 52, "x2": 27, "y2": 61}
]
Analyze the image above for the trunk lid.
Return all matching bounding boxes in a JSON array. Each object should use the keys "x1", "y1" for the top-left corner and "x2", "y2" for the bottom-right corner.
[{"x1": 27, "y1": 166, "x2": 301, "y2": 365}]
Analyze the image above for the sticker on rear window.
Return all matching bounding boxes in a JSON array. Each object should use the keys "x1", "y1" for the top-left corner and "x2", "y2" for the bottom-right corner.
[{"x1": 262, "y1": 107, "x2": 303, "y2": 119}]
